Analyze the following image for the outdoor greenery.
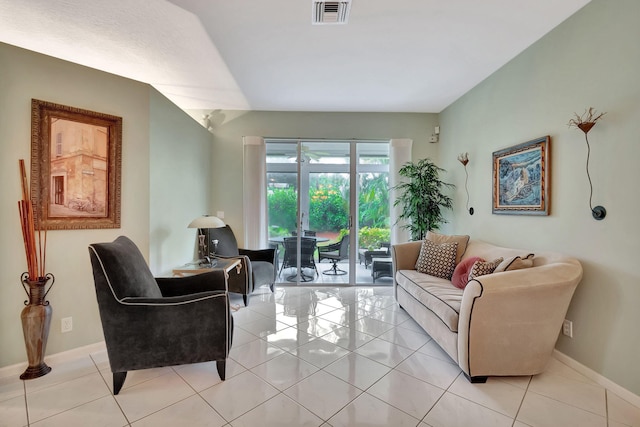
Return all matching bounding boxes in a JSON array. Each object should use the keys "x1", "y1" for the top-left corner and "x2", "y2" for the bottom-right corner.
[
  {"x1": 358, "y1": 173, "x2": 389, "y2": 229},
  {"x1": 359, "y1": 227, "x2": 391, "y2": 250},
  {"x1": 267, "y1": 172, "x2": 390, "y2": 244},
  {"x1": 309, "y1": 185, "x2": 349, "y2": 232},
  {"x1": 268, "y1": 188, "x2": 297, "y2": 235},
  {"x1": 393, "y1": 158, "x2": 454, "y2": 241}
]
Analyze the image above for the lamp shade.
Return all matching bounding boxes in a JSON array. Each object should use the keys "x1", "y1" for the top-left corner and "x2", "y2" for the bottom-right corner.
[{"x1": 188, "y1": 215, "x2": 225, "y2": 229}]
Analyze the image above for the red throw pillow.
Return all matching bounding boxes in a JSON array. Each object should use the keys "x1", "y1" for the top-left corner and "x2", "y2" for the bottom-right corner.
[{"x1": 451, "y1": 256, "x2": 483, "y2": 289}]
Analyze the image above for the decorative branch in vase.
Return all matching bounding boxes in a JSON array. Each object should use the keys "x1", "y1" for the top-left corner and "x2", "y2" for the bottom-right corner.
[{"x1": 18, "y1": 159, "x2": 54, "y2": 379}]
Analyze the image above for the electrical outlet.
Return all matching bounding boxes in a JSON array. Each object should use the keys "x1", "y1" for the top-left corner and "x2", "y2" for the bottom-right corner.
[
  {"x1": 562, "y1": 319, "x2": 573, "y2": 338},
  {"x1": 61, "y1": 317, "x2": 73, "y2": 333}
]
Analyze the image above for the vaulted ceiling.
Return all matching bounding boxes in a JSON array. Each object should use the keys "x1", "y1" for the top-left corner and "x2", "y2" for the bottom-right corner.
[{"x1": 0, "y1": 0, "x2": 591, "y2": 113}]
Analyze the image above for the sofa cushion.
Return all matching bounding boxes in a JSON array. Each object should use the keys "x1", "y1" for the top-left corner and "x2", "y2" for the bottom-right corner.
[
  {"x1": 396, "y1": 270, "x2": 463, "y2": 332},
  {"x1": 452, "y1": 256, "x2": 483, "y2": 289},
  {"x1": 426, "y1": 231, "x2": 470, "y2": 264},
  {"x1": 415, "y1": 240, "x2": 458, "y2": 280},
  {"x1": 468, "y1": 257, "x2": 503, "y2": 280},
  {"x1": 494, "y1": 254, "x2": 535, "y2": 273}
]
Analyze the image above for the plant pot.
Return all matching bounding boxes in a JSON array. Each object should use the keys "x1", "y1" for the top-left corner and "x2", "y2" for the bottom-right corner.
[{"x1": 20, "y1": 273, "x2": 54, "y2": 380}]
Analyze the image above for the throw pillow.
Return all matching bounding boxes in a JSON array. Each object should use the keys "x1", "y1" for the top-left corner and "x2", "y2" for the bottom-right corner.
[
  {"x1": 415, "y1": 240, "x2": 458, "y2": 280},
  {"x1": 426, "y1": 231, "x2": 470, "y2": 264},
  {"x1": 468, "y1": 257, "x2": 504, "y2": 281},
  {"x1": 451, "y1": 256, "x2": 483, "y2": 289},
  {"x1": 494, "y1": 254, "x2": 535, "y2": 273}
]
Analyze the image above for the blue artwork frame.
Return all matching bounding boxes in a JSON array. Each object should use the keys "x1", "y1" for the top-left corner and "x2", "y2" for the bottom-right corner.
[{"x1": 492, "y1": 136, "x2": 550, "y2": 216}]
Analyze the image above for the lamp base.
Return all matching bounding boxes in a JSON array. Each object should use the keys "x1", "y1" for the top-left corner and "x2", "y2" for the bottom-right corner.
[{"x1": 592, "y1": 206, "x2": 606, "y2": 220}]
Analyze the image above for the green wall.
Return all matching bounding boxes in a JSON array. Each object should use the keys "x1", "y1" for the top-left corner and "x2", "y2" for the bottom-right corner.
[
  {"x1": 149, "y1": 89, "x2": 213, "y2": 275},
  {"x1": 438, "y1": 0, "x2": 640, "y2": 395},
  {"x1": 0, "y1": 43, "x2": 211, "y2": 368}
]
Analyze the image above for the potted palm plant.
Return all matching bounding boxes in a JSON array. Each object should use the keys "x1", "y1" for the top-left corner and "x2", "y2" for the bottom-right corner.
[{"x1": 393, "y1": 158, "x2": 454, "y2": 240}]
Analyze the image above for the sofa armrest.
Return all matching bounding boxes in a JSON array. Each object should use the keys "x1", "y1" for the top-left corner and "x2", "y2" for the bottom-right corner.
[
  {"x1": 457, "y1": 260, "x2": 583, "y2": 378},
  {"x1": 391, "y1": 241, "x2": 422, "y2": 300},
  {"x1": 391, "y1": 241, "x2": 422, "y2": 269}
]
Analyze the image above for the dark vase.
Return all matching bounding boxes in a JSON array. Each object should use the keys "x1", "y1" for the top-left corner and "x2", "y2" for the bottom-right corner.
[{"x1": 20, "y1": 273, "x2": 54, "y2": 380}]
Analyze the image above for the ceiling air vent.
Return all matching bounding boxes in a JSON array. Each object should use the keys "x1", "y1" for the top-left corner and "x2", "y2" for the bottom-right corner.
[{"x1": 312, "y1": 1, "x2": 352, "y2": 25}]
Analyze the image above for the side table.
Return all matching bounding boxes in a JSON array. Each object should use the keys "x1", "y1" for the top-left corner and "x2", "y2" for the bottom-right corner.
[{"x1": 173, "y1": 258, "x2": 242, "y2": 279}]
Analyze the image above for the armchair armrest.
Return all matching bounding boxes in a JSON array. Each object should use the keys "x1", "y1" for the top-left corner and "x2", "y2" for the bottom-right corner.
[
  {"x1": 457, "y1": 260, "x2": 582, "y2": 378},
  {"x1": 156, "y1": 269, "x2": 228, "y2": 296},
  {"x1": 121, "y1": 290, "x2": 226, "y2": 306},
  {"x1": 102, "y1": 290, "x2": 232, "y2": 373},
  {"x1": 239, "y1": 248, "x2": 276, "y2": 264},
  {"x1": 318, "y1": 241, "x2": 340, "y2": 252}
]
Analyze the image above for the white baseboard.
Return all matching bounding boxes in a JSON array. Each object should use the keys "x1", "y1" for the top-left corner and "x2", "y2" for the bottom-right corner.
[
  {"x1": 554, "y1": 349, "x2": 640, "y2": 408},
  {"x1": 0, "y1": 341, "x2": 106, "y2": 380}
]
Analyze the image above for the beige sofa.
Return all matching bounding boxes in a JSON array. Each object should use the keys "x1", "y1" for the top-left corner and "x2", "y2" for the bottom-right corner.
[{"x1": 391, "y1": 238, "x2": 582, "y2": 382}]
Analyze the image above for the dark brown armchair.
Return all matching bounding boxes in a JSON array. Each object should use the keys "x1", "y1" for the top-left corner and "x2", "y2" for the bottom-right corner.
[{"x1": 88, "y1": 236, "x2": 233, "y2": 395}]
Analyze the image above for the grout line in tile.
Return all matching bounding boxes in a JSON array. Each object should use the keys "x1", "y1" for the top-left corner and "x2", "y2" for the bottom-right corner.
[
  {"x1": 510, "y1": 375, "x2": 532, "y2": 427},
  {"x1": 90, "y1": 352, "x2": 131, "y2": 426},
  {"x1": 22, "y1": 380, "x2": 30, "y2": 427}
]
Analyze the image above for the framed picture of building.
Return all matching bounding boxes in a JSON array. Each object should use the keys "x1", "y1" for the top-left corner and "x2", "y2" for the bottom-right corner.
[
  {"x1": 31, "y1": 99, "x2": 122, "y2": 230},
  {"x1": 492, "y1": 136, "x2": 550, "y2": 216}
]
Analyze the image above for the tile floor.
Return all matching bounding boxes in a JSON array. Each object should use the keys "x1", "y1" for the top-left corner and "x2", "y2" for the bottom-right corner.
[{"x1": 2, "y1": 285, "x2": 640, "y2": 427}]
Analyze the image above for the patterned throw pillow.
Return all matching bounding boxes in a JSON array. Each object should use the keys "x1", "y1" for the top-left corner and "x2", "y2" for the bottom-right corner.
[
  {"x1": 415, "y1": 240, "x2": 458, "y2": 280},
  {"x1": 425, "y1": 231, "x2": 470, "y2": 265},
  {"x1": 468, "y1": 257, "x2": 504, "y2": 281}
]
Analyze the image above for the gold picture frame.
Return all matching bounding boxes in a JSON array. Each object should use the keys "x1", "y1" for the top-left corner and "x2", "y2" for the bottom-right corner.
[
  {"x1": 31, "y1": 99, "x2": 122, "y2": 230},
  {"x1": 492, "y1": 136, "x2": 550, "y2": 216}
]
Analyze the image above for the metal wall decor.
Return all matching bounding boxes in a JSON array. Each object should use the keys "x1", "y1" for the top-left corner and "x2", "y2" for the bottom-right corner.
[{"x1": 567, "y1": 107, "x2": 607, "y2": 220}]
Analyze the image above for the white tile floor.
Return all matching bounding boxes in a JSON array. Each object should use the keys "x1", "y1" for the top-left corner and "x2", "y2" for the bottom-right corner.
[{"x1": 2, "y1": 285, "x2": 640, "y2": 427}]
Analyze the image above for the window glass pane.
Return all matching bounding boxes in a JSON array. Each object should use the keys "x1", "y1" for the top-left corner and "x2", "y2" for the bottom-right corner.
[
  {"x1": 267, "y1": 172, "x2": 297, "y2": 238},
  {"x1": 358, "y1": 143, "x2": 389, "y2": 165},
  {"x1": 266, "y1": 142, "x2": 297, "y2": 164}
]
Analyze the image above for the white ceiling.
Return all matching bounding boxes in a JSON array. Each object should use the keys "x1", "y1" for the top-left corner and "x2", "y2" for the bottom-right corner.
[{"x1": 0, "y1": 0, "x2": 591, "y2": 113}]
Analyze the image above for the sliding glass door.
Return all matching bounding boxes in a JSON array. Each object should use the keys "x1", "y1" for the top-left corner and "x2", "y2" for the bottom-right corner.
[{"x1": 266, "y1": 140, "x2": 389, "y2": 285}]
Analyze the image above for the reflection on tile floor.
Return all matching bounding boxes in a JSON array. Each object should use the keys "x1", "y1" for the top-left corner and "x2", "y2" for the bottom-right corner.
[{"x1": 2, "y1": 285, "x2": 640, "y2": 427}]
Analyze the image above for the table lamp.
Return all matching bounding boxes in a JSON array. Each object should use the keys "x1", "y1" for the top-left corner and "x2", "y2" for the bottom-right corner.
[{"x1": 188, "y1": 215, "x2": 225, "y2": 263}]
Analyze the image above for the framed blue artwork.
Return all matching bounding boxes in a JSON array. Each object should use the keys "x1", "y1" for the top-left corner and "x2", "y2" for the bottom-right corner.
[{"x1": 493, "y1": 136, "x2": 550, "y2": 216}]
